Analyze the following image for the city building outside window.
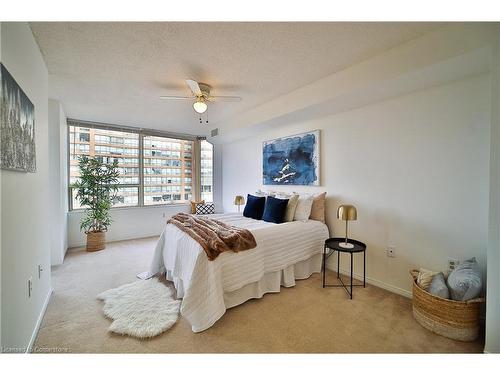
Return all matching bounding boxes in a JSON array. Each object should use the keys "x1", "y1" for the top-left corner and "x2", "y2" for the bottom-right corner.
[
  {"x1": 142, "y1": 135, "x2": 193, "y2": 206},
  {"x1": 69, "y1": 126, "x2": 140, "y2": 209},
  {"x1": 68, "y1": 122, "x2": 210, "y2": 210}
]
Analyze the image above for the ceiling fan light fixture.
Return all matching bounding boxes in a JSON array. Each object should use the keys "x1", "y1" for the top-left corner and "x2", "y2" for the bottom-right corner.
[{"x1": 193, "y1": 99, "x2": 208, "y2": 114}]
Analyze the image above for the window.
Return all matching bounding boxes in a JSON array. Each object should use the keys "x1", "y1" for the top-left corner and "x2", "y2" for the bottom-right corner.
[
  {"x1": 79, "y1": 132, "x2": 90, "y2": 142},
  {"x1": 69, "y1": 126, "x2": 140, "y2": 209},
  {"x1": 143, "y1": 135, "x2": 194, "y2": 206},
  {"x1": 200, "y1": 140, "x2": 213, "y2": 202},
  {"x1": 68, "y1": 121, "x2": 207, "y2": 210}
]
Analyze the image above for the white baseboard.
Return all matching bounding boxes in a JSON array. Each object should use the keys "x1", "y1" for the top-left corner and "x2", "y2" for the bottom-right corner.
[
  {"x1": 327, "y1": 264, "x2": 412, "y2": 299},
  {"x1": 26, "y1": 287, "x2": 53, "y2": 353},
  {"x1": 68, "y1": 233, "x2": 160, "y2": 250}
]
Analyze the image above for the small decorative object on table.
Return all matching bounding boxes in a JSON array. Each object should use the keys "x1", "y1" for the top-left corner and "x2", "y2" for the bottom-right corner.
[
  {"x1": 234, "y1": 195, "x2": 245, "y2": 213},
  {"x1": 337, "y1": 204, "x2": 357, "y2": 248},
  {"x1": 323, "y1": 237, "x2": 366, "y2": 299}
]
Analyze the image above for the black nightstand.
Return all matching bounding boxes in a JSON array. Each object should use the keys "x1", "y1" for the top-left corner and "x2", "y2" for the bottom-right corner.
[{"x1": 322, "y1": 237, "x2": 366, "y2": 299}]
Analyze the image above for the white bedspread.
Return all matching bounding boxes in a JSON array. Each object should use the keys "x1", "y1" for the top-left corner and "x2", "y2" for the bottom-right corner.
[{"x1": 148, "y1": 213, "x2": 329, "y2": 332}]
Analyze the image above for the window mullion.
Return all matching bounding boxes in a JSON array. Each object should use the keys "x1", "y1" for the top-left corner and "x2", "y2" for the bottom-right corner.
[
  {"x1": 67, "y1": 122, "x2": 73, "y2": 211},
  {"x1": 139, "y1": 132, "x2": 145, "y2": 207},
  {"x1": 194, "y1": 139, "x2": 201, "y2": 201}
]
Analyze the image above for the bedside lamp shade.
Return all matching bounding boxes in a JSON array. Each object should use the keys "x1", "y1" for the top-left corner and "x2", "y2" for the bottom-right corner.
[
  {"x1": 337, "y1": 205, "x2": 357, "y2": 221},
  {"x1": 337, "y1": 205, "x2": 357, "y2": 248},
  {"x1": 234, "y1": 195, "x2": 245, "y2": 213}
]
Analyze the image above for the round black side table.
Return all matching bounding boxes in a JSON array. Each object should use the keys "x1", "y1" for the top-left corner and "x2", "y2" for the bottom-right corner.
[{"x1": 322, "y1": 237, "x2": 366, "y2": 299}]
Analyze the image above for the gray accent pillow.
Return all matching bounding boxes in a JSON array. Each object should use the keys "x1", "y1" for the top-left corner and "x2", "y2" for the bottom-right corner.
[
  {"x1": 446, "y1": 257, "x2": 482, "y2": 301},
  {"x1": 428, "y1": 272, "x2": 449, "y2": 299}
]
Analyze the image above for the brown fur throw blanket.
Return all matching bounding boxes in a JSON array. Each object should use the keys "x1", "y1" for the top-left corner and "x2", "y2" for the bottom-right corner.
[{"x1": 167, "y1": 213, "x2": 257, "y2": 261}]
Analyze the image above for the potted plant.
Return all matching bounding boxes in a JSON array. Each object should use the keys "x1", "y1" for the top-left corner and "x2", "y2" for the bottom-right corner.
[{"x1": 73, "y1": 155, "x2": 119, "y2": 252}]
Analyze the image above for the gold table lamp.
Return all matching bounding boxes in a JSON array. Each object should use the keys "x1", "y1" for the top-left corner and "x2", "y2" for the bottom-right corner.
[
  {"x1": 234, "y1": 195, "x2": 245, "y2": 213},
  {"x1": 337, "y1": 205, "x2": 357, "y2": 249}
]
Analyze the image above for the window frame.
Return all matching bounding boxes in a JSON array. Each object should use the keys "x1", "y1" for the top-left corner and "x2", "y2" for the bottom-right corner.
[
  {"x1": 67, "y1": 119, "x2": 207, "y2": 211},
  {"x1": 200, "y1": 139, "x2": 214, "y2": 203}
]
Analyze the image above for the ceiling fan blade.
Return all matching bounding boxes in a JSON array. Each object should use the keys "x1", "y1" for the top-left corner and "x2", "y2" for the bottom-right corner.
[
  {"x1": 186, "y1": 79, "x2": 202, "y2": 96},
  {"x1": 208, "y1": 96, "x2": 242, "y2": 102},
  {"x1": 159, "y1": 96, "x2": 193, "y2": 100}
]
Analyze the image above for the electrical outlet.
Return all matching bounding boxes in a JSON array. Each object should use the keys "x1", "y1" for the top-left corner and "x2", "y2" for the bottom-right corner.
[
  {"x1": 38, "y1": 264, "x2": 43, "y2": 279},
  {"x1": 386, "y1": 246, "x2": 396, "y2": 258},
  {"x1": 448, "y1": 258, "x2": 459, "y2": 273},
  {"x1": 28, "y1": 277, "x2": 33, "y2": 298}
]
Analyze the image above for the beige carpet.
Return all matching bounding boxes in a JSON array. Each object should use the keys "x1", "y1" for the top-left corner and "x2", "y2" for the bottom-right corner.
[{"x1": 35, "y1": 237, "x2": 484, "y2": 353}]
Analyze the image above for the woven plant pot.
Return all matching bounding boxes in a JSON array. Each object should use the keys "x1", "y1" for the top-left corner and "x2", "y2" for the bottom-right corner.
[
  {"x1": 86, "y1": 231, "x2": 106, "y2": 252},
  {"x1": 410, "y1": 270, "x2": 484, "y2": 342}
]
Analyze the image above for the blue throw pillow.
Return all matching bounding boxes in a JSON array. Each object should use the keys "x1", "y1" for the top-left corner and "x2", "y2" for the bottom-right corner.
[
  {"x1": 262, "y1": 196, "x2": 289, "y2": 224},
  {"x1": 243, "y1": 194, "x2": 266, "y2": 220}
]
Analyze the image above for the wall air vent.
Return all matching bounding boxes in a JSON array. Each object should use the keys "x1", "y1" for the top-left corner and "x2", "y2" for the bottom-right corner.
[{"x1": 211, "y1": 128, "x2": 219, "y2": 137}]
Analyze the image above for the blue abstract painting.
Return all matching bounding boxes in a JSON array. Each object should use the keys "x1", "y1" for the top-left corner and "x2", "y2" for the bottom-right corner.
[{"x1": 263, "y1": 130, "x2": 320, "y2": 185}]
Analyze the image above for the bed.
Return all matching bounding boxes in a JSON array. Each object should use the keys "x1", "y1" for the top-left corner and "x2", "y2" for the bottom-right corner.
[{"x1": 147, "y1": 213, "x2": 329, "y2": 332}]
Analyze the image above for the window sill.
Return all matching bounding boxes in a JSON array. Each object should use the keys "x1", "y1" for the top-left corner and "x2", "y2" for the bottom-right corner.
[{"x1": 68, "y1": 203, "x2": 190, "y2": 215}]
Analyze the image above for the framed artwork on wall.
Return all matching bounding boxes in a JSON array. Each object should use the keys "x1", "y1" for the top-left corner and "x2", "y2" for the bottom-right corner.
[
  {"x1": 262, "y1": 130, "x2": 320, "y2": 186},
  {"x1": 1, "y1": 63, "x2": 36, "y2": 172}
]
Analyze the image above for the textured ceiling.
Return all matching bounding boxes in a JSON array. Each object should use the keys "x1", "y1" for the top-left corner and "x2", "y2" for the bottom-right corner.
[{"x1": 30, "y1": 22, "x2": 443, "y2": 135}]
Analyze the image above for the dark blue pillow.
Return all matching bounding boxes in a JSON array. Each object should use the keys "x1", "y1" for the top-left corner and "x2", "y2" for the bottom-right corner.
[
  {"x1": 243, "y1": 194, "x2": 266, "y2": 220},
  {"x1": 262, "y1": 196, "x2": 289, "y2": 224}
]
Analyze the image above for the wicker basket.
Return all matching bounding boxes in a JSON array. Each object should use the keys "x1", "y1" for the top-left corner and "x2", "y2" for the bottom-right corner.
[
  {"x1": 86, "y1": 231, "x2": 106, "y2": 252},
  {"x1": 410, "y1": 270, "x2": 484, "y2": 342}
]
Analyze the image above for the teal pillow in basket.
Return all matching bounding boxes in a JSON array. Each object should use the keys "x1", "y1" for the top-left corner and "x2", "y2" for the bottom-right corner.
[
  {"x1": 428, "y1": 272, "x2": 449, "y2": 299},
  {"x1": 447, "y1": 258, "x2": 482, "y2": 301}
]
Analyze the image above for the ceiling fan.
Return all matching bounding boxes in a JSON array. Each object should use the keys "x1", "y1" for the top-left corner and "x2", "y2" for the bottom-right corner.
[{"x1": 160, "y1": 79, "x2": 242, "y2": 114}]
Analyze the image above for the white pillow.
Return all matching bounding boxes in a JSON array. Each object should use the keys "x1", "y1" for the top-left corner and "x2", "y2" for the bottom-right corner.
[
  {"x1": 274, "y1": 192, "x2": 291, "y2": 198},
  {"x1": 255, "y1": 189, "x2": 275, "y2": 197},
  {"x1": 293, "y1": 195, "x2": 314, "y2": 221},
  {"x1": 254, "y1": 190, "x2": 267, "y2": 197}
]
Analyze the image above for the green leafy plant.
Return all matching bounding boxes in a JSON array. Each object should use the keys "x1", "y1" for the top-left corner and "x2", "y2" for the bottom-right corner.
[{"x1": 73, "y1": 156, "x2": 119, "y2": 233}]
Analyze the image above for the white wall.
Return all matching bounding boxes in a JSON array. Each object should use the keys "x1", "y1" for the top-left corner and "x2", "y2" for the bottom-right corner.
[
  {"x1": 48, "y1": 100, "x2": 68, "y2": 265},
  {"x1": 1, "y1": 23, "x2": 51, "y2": 351},
  {"x1": 68, "y1": 204, "x2": 191, "y2": 248},
  {"x1": 222, "y1": 75, "x2": 491, "y2": 296},
  {"x1": 485, "y1": 31, "x2": 500, "y2": 354}
]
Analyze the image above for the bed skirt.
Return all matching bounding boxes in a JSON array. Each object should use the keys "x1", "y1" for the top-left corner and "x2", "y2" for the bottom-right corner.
[
  {"x1": 165, "y1": 252, "x2": 322, "y2": 331},
  {"x1": 223, "y1": 253, "x2": 322, "y2": 308}
]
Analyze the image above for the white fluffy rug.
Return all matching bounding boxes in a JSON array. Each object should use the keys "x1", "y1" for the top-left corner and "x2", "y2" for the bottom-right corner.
[{"x1": 97, "y1": 278, "x2": 181, "y2": 338}]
